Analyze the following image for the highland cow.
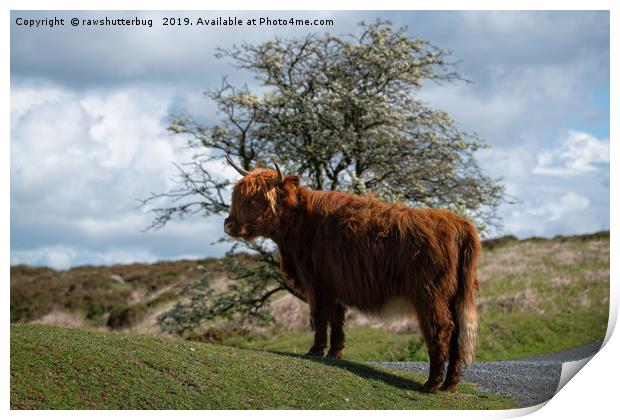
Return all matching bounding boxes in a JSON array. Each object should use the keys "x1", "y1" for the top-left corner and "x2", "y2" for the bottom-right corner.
[{"x1": 224, "y1": 156, "x2": 480, "y2": 392}]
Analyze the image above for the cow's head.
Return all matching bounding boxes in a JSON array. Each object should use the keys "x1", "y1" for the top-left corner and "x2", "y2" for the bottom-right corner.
[{"x1": 224, "y1": 155, "x2": 300, "y2": 241}]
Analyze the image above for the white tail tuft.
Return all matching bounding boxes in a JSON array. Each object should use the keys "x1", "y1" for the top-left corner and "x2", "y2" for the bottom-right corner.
[{"x1": 458, "y1": 304, "x2": 478, "y2": 366}]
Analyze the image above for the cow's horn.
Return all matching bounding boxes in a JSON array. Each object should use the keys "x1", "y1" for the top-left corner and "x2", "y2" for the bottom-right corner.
[
  {"x1": 225, "y1": 154, "x2": 249, "y2": 176},
  {"x1": 271, "y1": 157, "x2": 284, "y2": 183}
]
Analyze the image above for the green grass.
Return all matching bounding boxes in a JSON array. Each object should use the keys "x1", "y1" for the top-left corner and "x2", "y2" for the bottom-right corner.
[
  {"x1": 477, "y1": 312, "x2": 607, "y2": 360},
  {"x1": 10, "y1": 324, "x2": 516, "y2": 410},
  {"x1": 225, "y1": 309, "x2": 608, "y2": 362},
  {"x1": 224, "y1": 328, "x2": 424, "y2": 362}
]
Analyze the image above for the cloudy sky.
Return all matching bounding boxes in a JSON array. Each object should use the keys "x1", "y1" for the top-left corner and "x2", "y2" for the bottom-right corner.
[{"x1": 10, "y1": 11, "x2": 610, "y2": 269}]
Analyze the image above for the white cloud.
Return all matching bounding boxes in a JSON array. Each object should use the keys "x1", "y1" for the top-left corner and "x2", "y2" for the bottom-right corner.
[
  {"x1": 477, "y1": 143, "x2": 534, "y2": 181},
  {"x1": 10, "y1": 245, "x2": 159, "y2": 270},
  {"x1": 10, "y1": 81, "x2": 233, "y2": 267},
  {"x1": 10, "y1": 83, "x2": 73, "y2": 127},
  {"x1": 528, "y1": 192, "x2": 591, "y2": 222},
  {"x1": 11, "y1": 82, "x2": 192, "y2": 214},
  {"x1": 501, "y1": 191, "x2": 604, "y2": 239},
  {"x1": 533, "y1": 130, "x2": 609, "y2": 176},
  {"x1": 478, "y1": 130, "x2": 609, "y2": 239},
  {"x1": 417, "y1": 83, "x2": 527, "y2": 144}
]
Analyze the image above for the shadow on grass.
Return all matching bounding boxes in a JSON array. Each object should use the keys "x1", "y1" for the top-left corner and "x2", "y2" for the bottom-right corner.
[{"x1": 268, "y1": 350, "x2": 426, "y2": 393}]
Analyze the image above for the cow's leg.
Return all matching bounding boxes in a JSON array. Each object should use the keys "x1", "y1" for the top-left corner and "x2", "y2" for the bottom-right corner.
[
  {"x1": 441, "y1": 321, "x2": 463, "y2": 391},
  {"x1": 416, "y1": 299, "x2": 453, "y2": 393},
  {"x1": 306, "y1": 297, "x2": 328, "y2": 357},
  {"x1": 327, "y1": 304, "x2": 346, "y2": 359}
]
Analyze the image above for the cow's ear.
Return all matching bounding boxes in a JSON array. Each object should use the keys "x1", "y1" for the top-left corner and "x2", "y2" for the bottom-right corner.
[
  {"x1": 278, "y1": 175, "x2": 301, "y2": 207},
  {"x1": 284, "y1": 175, "x2": 300, "y2": 189}
]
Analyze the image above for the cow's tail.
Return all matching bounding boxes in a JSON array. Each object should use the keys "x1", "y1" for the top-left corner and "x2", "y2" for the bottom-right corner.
[{"x1": 456, "y1": 224, "x2": 481, "y2": 366}]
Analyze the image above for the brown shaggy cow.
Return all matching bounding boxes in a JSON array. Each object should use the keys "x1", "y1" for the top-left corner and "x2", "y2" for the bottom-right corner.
[{"x1": 223, "y1": 156, "x2": 480, "y2": 392}]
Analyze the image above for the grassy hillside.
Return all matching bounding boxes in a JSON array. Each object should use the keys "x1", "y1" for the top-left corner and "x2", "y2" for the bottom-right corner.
[
  {"x1": 10, "y1": 324, "x2": 515, "y2": 409},
  {"x1": 227, "y1": 312, "x2": 607, "y2": 362},
  {"x1": 10, "y1": 258, "x2": 231, "y2": 325},
  {"x1": 10, "y1": 232, "x2": 610, "y2": 362},
  {"x1": 476, "y1": 231, "x2": 609, "y2": 359}
]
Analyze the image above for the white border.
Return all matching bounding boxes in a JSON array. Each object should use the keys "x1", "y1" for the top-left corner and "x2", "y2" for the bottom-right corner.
[{"x1": 3, "y1": 1, "x2": 616, "y2": 419}]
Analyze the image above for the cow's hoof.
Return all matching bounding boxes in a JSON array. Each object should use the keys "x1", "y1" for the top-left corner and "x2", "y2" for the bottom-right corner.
[
  {"x1": 422, "y1": 381, "x2": 440, "y2": 394},
  {"x1": 304, "y1": 349, "x2": 325, "y2": 357},
  {"x1": 326, "y1": 349, "x2": 344, "y2": 359},
  {"x1": 439, "y1": 381, "x2": 459, "y2": 392}
]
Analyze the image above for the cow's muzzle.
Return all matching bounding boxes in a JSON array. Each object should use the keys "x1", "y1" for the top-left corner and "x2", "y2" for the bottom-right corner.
[{"x1": 224, "y1": 219, "x2": 235, "y2": 236}]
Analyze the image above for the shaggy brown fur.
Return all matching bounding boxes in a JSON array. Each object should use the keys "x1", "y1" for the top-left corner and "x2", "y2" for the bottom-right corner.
[{"x1": 224, "y1": 167, "x2": 481, "y2": 392}]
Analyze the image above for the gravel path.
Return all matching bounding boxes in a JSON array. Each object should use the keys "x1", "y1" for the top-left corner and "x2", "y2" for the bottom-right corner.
[{"x1": 372, "y1": 341, "x2": 602, "y2": 407}]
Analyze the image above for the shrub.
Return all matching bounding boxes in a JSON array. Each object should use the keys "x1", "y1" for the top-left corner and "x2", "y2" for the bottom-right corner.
[
  {"x1": 106, "y1": 304, "x2": 147, "y2": 330},
  {"x1": 184, "y1": 326, "x2": 249, "y2": 343}
]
